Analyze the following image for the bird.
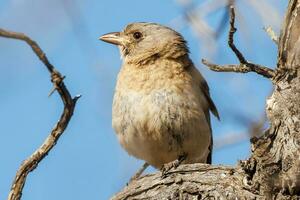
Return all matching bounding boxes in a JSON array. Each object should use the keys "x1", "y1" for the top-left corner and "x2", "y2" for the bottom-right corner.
[{"x1": 99, "y1": 22, "x2": 219, "y2": 178}]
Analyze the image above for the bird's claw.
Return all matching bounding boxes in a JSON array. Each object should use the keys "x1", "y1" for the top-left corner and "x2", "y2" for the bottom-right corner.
[
  {"x1": 161, "y1": 154, "x2": 187, "y2": 178},
  {"x1": 161, "y1": 159, "x2": 180, "y2": 178}
]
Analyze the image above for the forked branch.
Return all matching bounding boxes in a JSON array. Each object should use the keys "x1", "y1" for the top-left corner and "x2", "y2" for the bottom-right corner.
[
  {"x1": 0, "y1": 28, "x2": 81, "y2": 200},
  {"x1": 202, "y1": 6, "x2": 275, "y2": 79}
]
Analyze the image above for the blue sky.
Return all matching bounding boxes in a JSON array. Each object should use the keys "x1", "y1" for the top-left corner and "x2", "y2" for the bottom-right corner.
[{"x1": 0, "y1": 0, "x2": 287, "y2": 199}]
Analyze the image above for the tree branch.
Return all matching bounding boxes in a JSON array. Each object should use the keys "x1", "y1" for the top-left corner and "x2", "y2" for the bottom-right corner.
[
  {"x1": 0, "y1": 28, "x2": 81, "y2": 200},
  {"x1": 112, "y1": 163, "x2": 259, "y2": 200},
  {"x1": 202, "y1": 6, "x2": 276, "y2": 79},
  {"x1": 202, "y1": 59, "x2": 275, "y2": 79}
]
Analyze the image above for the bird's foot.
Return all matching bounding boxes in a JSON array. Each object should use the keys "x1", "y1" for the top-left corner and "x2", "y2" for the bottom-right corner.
[
  {"x1": 127, "y1": 162, "x2": 149, "y2": 184},
  {"x1": 160, "y1": 154, "x2": 186, "y2": 178}
]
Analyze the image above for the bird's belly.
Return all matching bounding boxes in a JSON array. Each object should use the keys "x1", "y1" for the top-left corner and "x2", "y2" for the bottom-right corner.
[{"x1": 112, "y1": 89, "x2": 211, "y2": 168}]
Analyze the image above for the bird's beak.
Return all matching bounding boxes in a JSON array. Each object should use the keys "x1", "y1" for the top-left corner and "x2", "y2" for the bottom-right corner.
[{"x1": 99, "y1": 32, "x2": 123, "y2": 46}]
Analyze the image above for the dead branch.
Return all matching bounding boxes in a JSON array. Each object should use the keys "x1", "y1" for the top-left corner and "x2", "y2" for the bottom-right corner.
[
  {"x1": 202, "y1": 59, "x2": 275, "y2": 79},
  {"x1": 0, "y1": 28, "x2": 81, "y2": 200},
  {"x1": 202, "y1": 6, "x2": 275, "y2": 79}
]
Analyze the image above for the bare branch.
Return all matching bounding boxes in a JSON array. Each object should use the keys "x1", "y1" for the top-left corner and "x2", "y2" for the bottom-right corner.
[
  {"x1": 227, "y1": 6, "x2": 247, "y2": 64},
  {"x1": 202, "y1": 6, "x2": 275, "y2": 79},
  {"x1": 0, "y1": 28, "x2": 81, "y2": 200},
  {"x1": 202, "y1": 59, "x2": 275, "y2": 78}
]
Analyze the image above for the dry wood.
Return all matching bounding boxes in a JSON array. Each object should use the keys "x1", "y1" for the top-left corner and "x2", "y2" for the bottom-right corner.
[
  {"x1": 202, "y1": 6, "x2": 275, "y2": 79},
  {"x1": 0, "y1": 28, "x2": 81, "y2": 200}
]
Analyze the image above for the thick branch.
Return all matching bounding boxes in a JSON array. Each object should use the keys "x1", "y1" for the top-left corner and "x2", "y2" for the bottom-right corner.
[
  {"x1": 278, "y1": 0, "x2": 300, "y2": 68},
  {"x1": 112, "y1": 163, "x2": 259, "y2": 200},
  {"x1": 0, "y1": 28, "x2": 81, "y2": 200},
  {"x1": 202, "y1": 6, "x2": 275, "y2": 79}
]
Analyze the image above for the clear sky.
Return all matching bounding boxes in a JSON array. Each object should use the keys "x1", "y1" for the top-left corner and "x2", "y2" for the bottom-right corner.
[{"x1": 0, "y1": 0, "x2": 287, "y2": 199}]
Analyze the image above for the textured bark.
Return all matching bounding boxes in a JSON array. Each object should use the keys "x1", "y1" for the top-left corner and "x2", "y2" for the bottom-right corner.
[
  {"x1": 113, "y1": 164, "x2": 260, "y2": 200},
  {"x1": 112, "y1": 1, "x2": 300, "y2": 199}
]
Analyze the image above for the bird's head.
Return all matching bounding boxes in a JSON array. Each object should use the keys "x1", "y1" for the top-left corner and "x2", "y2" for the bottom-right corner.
[{"x1": 99, "y1": 22, "x2": 189, "y2": 64}]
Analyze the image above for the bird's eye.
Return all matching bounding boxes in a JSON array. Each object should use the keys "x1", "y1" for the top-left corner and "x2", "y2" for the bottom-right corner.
[{"x1": 133, "y1": 32, "x2": 142, "y2": 40}]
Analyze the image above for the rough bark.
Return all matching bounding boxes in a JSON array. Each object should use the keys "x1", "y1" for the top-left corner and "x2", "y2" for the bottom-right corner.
[
  {"x1": 113, "y1": 164, "x2": 261, "y2": 200},
  {"x1": 112, "y1": 1, "x2": 300, "y2": 199}
]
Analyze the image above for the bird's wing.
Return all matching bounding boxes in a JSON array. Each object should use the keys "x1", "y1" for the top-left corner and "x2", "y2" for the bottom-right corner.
[
  {"x1": 187, "y1": 62, "x2": 220, "y2": 120},
  {"x1": 199, "y1": 75, "x2": 218, "y2": 164},
  {"x1": 199, "y1": 78, "x2": 220, "y2": 120},
  {"x1": 186, "y1": 63, "x2": 219, "y2": 164}
]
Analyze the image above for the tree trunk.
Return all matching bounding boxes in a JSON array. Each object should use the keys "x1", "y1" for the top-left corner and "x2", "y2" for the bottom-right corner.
[{"x1": 112, "y1": 1, "x2": 300, "y2": 199}]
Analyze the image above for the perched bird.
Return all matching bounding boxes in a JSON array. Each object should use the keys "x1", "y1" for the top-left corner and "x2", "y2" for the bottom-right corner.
[{"x1": 100, "y1": 22, "x2": 219, "y2": 175}]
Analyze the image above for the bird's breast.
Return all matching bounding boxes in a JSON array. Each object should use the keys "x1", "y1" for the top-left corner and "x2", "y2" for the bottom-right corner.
[
  {"x1": 111, "y1": 62, "x2": 211, "y2": 167},
  {"x1": 112, "y1": 88, "x2": 188, "y2": 138}
]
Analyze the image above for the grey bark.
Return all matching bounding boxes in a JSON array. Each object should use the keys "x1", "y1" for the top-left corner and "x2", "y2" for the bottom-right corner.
[{"x1": 112, "y1": 1, "x2": 300, "y2": 199}]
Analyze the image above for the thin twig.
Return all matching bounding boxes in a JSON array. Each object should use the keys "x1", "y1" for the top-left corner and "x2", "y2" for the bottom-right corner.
[
  {"x1": 0, "y1": 28, "x2": 81, "y2": 200},
  {"x1": 227, "y1": 6, "x2": 247, "y2": 64},
  {"x1": 202, "y1": 6, "x2": 275, "y2": 79}
]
